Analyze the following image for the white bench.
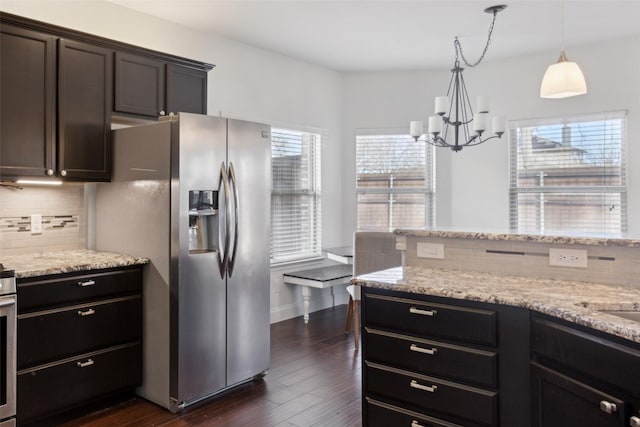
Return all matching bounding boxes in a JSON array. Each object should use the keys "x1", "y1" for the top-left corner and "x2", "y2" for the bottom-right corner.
[{"x1": 283, "y1": 264, "x2": 353, "y2": 323}]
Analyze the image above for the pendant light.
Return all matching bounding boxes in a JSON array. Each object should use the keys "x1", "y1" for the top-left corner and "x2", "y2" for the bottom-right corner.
[{"x1": 540, "y1": 2, "x2": 587, "y2": 99}]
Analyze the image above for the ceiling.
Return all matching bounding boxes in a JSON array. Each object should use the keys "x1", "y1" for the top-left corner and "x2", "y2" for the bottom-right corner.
[{"x1": 109, "y1": 0, "x2": 640, "y2": 72}]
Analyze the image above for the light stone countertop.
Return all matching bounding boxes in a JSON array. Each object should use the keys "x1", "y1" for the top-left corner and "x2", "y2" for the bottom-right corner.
[
  {"x1": 353, "y1": 266, "x2": 640, "y2": 344},
  {"x1": 1, "y1": 250, "x2": 149, "y2": 278},
  {"x1": 393, "y1": 229, "x2": 640, "y2": 247}
]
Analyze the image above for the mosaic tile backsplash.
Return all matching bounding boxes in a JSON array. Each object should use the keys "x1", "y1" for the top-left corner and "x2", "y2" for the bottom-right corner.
[{"x1": 0, "y1": 184, "x2": 88, "y2": 255}]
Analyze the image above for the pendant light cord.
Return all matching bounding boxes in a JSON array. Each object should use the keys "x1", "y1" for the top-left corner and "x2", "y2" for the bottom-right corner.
[
  {"x1": 454, "y1": 8, "x2": 500, "y2": 68},
  {"x1": 560, "y1": 1, "x2": 565, "y2": 52}
]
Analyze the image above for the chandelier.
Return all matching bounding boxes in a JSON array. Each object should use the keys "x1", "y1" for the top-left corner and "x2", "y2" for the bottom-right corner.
[{"x1": 410, "y1": 5, "x2": 507, "y2": 152}]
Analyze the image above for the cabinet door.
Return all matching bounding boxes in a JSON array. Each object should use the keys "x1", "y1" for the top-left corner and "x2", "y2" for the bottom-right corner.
[
  {"x1": 166, "y1": 64, "x2": 207, "y2": 114},
  {"x1": 531, "y1": 363, "x2": 627, "y2": 427},
  {"x1": 17, "y1": 342, "x2": 141, "y2": 424},
  {"x1": 58, "y1": 39, "x2": 112, "y2": 181},
  {"x1": 114, "y1": 52, "x2": 165, "y2": 117},
  {"x1": 0, "y1": 25, "x2": 56, "y2": 178}
]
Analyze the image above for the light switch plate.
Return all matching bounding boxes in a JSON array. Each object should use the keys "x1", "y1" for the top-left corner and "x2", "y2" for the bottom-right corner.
[
  {"x1": 417, "y1": 242, "x2": 444, "y2": 259},
  {"x1": 31, "y1": 214, "x2": 42, "y2": 234}
]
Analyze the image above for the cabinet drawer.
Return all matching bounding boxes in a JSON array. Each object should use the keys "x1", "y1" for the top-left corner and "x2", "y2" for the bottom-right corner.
[
  {"x1": 366, "y1": 362, "x2": 497, "y2": 427},
  {"x1": 18, "y1": 267, "x2": 142, "y2": 312},
  {"x1": 17, "y1": 342, "x2": 141, "y2": 424},
  {"x1": 531, "y1": 362, "x2": 626, "y2": 427},
  {"x1": 531, "y1": 316, "x2": 640, "y2": 395},
  {"x1": 18, "y1": 295, "x2": 141, "y2": 368},
  {"x1": 366, "y1": 397, "x2": 463, "y2": 427},
  {"x1": 365, "y1": 328, "x2": 497, "y2": 388},
  {"x1": 365, "y1": 294, "x2": 497, "y2": 347}
]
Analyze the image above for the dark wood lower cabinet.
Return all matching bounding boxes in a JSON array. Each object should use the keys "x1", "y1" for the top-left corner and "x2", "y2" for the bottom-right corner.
[
  {"x1": 531, "y1": 363, "x2": 627, "y2": 427},
  {"x1": 366, "y1": 398, "x2": 463, "y2": 427},
  {"x1": 362, "y1": 288, "x2": 640, "y2": 427},
  {"x1": 17, "y1": 343, "x2": 142, "y2": 424},
  {"x1": 17, "y1": 266, "x2": 143, "y2": 426}
]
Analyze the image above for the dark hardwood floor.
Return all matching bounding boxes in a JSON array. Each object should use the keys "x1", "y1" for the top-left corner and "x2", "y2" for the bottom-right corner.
[{"x1": 60, "y1": 305, "x2": 362, "y2": 427}]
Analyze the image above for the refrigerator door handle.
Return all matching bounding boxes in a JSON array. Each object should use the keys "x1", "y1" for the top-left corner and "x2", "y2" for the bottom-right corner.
[
  {"x1": 227, "y1": 162, "x2": 240, "y2": 277},
  {"x1": 217, "y1": 162, "x2": 231, "y2": 278}
]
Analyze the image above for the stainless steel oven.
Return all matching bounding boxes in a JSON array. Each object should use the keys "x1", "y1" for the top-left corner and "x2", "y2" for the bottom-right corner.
[{"x1": 0, "y1": 265, "x2": 16, "y2": 427}]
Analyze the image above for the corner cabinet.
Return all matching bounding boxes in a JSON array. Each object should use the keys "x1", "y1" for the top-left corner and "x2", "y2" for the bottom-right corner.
[
  {"x1": 16, "y1": 266, "x2": 143, "y2": 426},
  {"x1": 114, "y1": 52, "x2": 207, "y2": 118},
  {"x1": 0, "y1": 24, "x2": 112, "y2": 181},
  {"x1": 531, "y1": 314, "x2": 640, "y2": 427},
  {"x1": 361, "y1": 288, "x2": 530, "y2": 427}
]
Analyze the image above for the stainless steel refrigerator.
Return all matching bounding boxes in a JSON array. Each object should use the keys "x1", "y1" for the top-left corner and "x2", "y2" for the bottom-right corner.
[{"x1": 95, "y1": 113, "x2": 271, "y2": 412}]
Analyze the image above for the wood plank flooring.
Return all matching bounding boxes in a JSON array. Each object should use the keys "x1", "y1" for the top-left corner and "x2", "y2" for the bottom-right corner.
[{"x1": 60, "y1": 305, "x2": 362, "y2": 427}]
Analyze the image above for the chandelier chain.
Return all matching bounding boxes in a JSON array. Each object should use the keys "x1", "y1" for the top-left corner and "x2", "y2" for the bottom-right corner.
[{"x1": 454, "y1": 9, "x2": 499, "y2": 68}]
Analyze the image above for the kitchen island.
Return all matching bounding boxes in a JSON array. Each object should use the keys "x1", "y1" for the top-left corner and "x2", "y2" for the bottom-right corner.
[{"x1": 354, "y1": 230, "x2": 640, "y2": 427}]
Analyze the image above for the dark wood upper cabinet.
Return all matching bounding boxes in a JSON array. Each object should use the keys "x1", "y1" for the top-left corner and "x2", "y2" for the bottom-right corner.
[
  {"x1": 0, "y1": 12, "x2": 213, "y2": 181},
  {"x1": 114, "y1": 52, "x2": 165, "y2": 117},
  {"x1": 114, "y1": 54, "x2": 207, "y2": 118},
  {"x1": 0, "y1": 24, "x2": 56, "y2": 178},
  {"x1": 58, "y1": 39, "x2": 113, "y2": 181},
  {"x1": 166, "y1": 64, "x2": 207, "y2": 115}
]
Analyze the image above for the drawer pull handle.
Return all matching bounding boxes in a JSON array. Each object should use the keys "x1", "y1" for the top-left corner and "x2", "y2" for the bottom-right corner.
[
  {"x1": 77, "y1": 280, "x2": 96, "y2": 287},
  {"x1": 411, "y1": 421, "x2": 426, "y2": 427},
  {"x1": 76, "y1": 359, "x2": 94, "y2": 368},
  {"x1": 410, "y1": 344, "x2": 438, "y2": 355},
  {"x1": 410, "y1": 380, "x2": 438, "y2": 393},
  {"x1": 77, "y1": 308, "x2": 96, "y2": 317},
  {"x1": 599, "y1": 400, "x2": 617, "y2": 415},
  {"x1": 409, "y1": 307, "x2": 437, "y2": 317}
]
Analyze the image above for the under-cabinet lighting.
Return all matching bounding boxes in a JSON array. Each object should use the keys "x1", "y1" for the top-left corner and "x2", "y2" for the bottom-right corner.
[{"x1": 15, "y1": 179, "x2": 63, "y2": 186}]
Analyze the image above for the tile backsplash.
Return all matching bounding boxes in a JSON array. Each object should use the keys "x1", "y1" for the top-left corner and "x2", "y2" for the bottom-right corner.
[{"x1": 0, "y1": 184, "x2": 88, "y2": 256}]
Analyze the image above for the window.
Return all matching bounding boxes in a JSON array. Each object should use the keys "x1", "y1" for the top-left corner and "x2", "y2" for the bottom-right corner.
[
  {"x1": 271, "y1": 128, "x2": 322, "y2": 263},
  {"x1": 509, "y1": 111, "x2": 626, "y2": 235},
  {"x1": 356, "y1": 132, "x2": 434, "y2": 231}
]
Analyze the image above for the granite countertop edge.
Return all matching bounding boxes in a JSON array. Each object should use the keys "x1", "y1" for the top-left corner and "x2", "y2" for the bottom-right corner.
[
  {"x1": 353, "y1": 266, "x2": 640, "y2": 345},
  {"x1": 393, "y1": 229, "x2": 640, "y2": 248},
  {"x1": 1, "y1": 250, "x2": 149, "y2": 279}
]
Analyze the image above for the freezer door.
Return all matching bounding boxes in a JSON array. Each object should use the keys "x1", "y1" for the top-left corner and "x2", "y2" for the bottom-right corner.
[
  {"x1": 226, "y1": 119, "x2": 271, "y2": 386},
  {"x1": 172, "y1": 113, "x2": 228, "y2": 405}
]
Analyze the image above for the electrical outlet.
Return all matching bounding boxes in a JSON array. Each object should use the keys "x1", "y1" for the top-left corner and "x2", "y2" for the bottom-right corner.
[
  {"x1": 31, "y1": 214, "x2": 42, "y2": 234},
  {"x1": 417, "y1": 242, "x2": 444, "y2": 259},
  {"x1": 549, "y1": 248, "x2": 588, "y2": 268}
]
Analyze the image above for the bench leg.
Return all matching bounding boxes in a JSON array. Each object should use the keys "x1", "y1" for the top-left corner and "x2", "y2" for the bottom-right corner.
[
  {"x1": 302, "y1": 286, "x2": 311, "y2": 323},
  {"x1": 353, "y1": 299, "x2": 360, "y2": 348},
  {"x1": 345, "y1": 296, "x2": 353, "y2": 334}
]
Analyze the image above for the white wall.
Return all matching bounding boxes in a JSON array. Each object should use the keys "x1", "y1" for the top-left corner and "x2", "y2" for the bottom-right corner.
[
  {"x1": 341, "y1": 35, "x2": 640, "y2": 236},
  {"x1": 1, "y1": 1, "x2": 345, "y2": 323}
]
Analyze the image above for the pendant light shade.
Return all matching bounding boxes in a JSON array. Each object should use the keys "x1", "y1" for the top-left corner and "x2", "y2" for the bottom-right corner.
[
  {"x1": 540, "y1": 51, "x2": 587, "y2": 99},
  {"x1": 540, "y1": 2, "x2": 587, "y2": 99}
]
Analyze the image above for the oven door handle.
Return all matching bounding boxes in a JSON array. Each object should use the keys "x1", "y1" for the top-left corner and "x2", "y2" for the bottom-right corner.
[{"x1": 0, "y1": 299, "x2": 15, "y2": 308}]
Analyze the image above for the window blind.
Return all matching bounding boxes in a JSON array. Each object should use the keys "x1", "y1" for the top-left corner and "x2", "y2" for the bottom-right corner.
[
  {"x1": 509, "y1": 111, "x2": 626, "y2": 235},
  {"x1": 356, "y1": 133, "x2": 434, "y2": 231},
  {"x1": 271, "y1": 128, "x2": 322, "y2": 263}
]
